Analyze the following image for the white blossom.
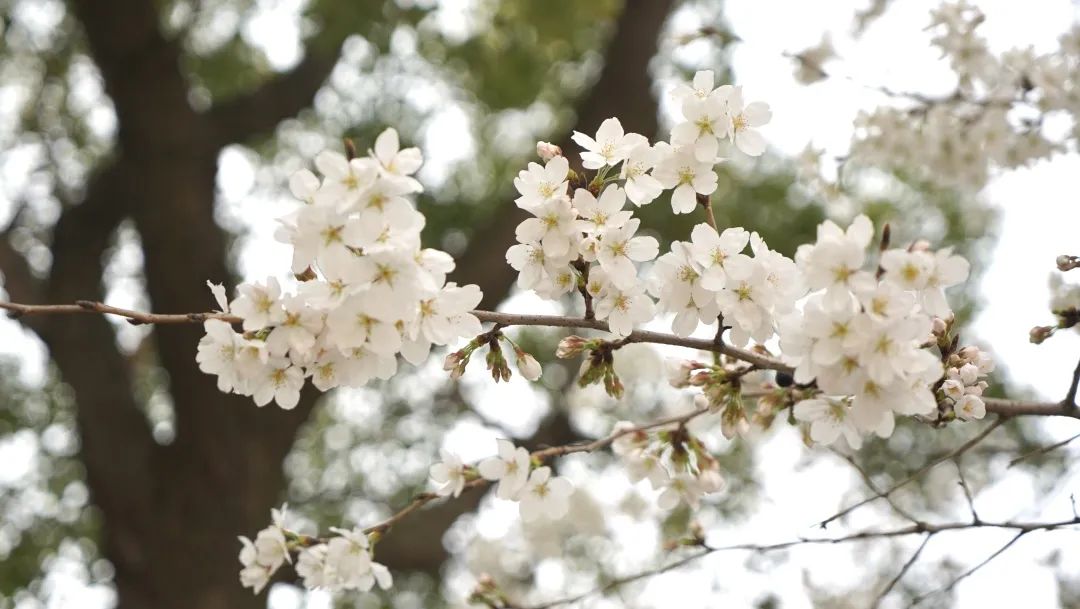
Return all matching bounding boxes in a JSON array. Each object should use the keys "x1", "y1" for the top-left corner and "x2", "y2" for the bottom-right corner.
[
  {"x1": 519, "y1": 466, "x2": 573, "y2": 522},
  {"x1": 429, "y1": 450, "x2": 468, "y2": 498},
  {"x1": 571, "y1": 117, "x2": 638, "y2": 169},
  {"x1": 478, "y1": 439, "x2": 531, "y2": 500}
]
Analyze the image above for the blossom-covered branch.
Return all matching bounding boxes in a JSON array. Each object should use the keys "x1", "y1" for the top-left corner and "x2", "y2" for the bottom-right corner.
[{"x1": 3, "y1": 300, "x2": 1074, "y2": 421}]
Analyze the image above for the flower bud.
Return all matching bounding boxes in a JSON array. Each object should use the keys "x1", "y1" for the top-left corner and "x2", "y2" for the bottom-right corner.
[
  {"x1": 697, "y1": 467, "x2": 726, "y2": 494},
  {"x1": 515, "y1": 351, "x2": 543, "y2": 381},
  {"x1": 443, "y1": 350, "x2": 463, "y2": 371},
  {"x1": 666, "y1": 359, "x2": 697, "y2": 388},
  {"x1": 957, "y1": 345, "x2": 979, "y2": 361},
  {"x1": 909, "y1": 239, "x2": 932, "y2": 252},
  {"x1": 536, "y1": 141, "x2": 563, "y2": 162},
  {"x1": 556, "y1": 335, "x2": 588, "y2": 359},
  {"x1": 941, "y1": 379, "x2": 965, "y2": 401},
  {"x1": 931, "y1": 317, "x2": 948, "y2": 337},
  {"x1": 1056, "y1": 254, "x2": 1080, "y2": 272},
  {"x1": 1030, "y1": 325, "x2": 1055, "y2": 344}
]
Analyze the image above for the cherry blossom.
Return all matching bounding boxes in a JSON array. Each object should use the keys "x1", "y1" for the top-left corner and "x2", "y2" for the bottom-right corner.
[
  {"x1": 518, "y1": 466, "x2": 573, "y2": 522},
  {"x1": 478, "y1": 439, "x2": 531, "y2": 500}
]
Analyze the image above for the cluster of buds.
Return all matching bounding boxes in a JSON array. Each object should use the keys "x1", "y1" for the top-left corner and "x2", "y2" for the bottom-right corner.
[
  {"x1": 667, "y1": 357, "x2": 755, "y2": 439},
  {"x1": 444, "y1": 331, "x2": 543, "y2": 382},
  {"x1": 612, "y1": 420, "x2": 726, "y2": 510},
  {"x1": 940, "y1": 346, "x2": 994, "y2": 421},
  {"x1": 558, "y1": 335, "x2": 626, "y2": 398}
]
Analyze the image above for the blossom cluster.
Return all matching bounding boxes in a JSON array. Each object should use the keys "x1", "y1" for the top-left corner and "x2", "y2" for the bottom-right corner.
[
  {"x1": 780, "y1": 215, "x2": 972, "y2": 447},
  {"x1": 649, "y1": 225, "x2": 802, "y2": 346},
  {"x1": 196, "y1": 129, "x2": 484, "y2": 408},
  {"x1": 429, "y1": 440, "x2": 574, "y2": 523},
  {"x1": 507, "y1": 71, "x2": 771, "y2": 337},
  {"x1": 216, "y1": 68, "x2": 994, "y2": 599},
  {"x1": 841, "y1": 2, "x2": 1080, "y2": 192},
  {"x1": 941, "y1": 345, "x2": 994, "y2": 421},
  {"x1": 238, "y1": 506, "x2": 391, "y2": 595},
  {"x1": 611, "y1": 418, "x2": 726, "y2": 510}
]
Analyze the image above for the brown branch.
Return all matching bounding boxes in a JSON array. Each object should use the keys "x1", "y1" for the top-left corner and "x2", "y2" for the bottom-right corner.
[
  {"x1": 1064, "y1": 354, "x2": 1080, "y2": 410},
  {"x1": 2, "y1": 300, "x2": 1077, "y2": 420},
  {"x1": 0, "y1": 300, "x2": 241, "y2": 325}
]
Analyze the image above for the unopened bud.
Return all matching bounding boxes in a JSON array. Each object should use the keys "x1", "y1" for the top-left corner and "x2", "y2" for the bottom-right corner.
[
  {"x1": 476, "y1": 573, "x2": 496, "y2": 591},
  {"x1": 486, "y1": 344, "x2": 512, "y2": 382},
  {"x1": 515, "y1": 350, "x2": 543, "y2": 381},
  {"x1": 909, "y1": 239, "x2": 932, "y2": 253},
  {"x1": 932, "y1": 317, "x2": 948, "y2": 337},
  {"x1": 444, "y1": 351, "x2": 463, "y2": 371},
  {"x1": 1030, "y1": 325, "x2": 1055, "y2": 344},
  {"x1": 536, "y1": 141, "x2": 563, "y2": 162},
  {"x1": 1057, "y1": 254, "x2": 1080, "y2": 272},
  {"x1": 556, "y1": 335, "x2": 588, "y2": 359},
  {"x1": 666, "y1": 358, "x2": 697, "y2": 388},
  {"x1": 957, "y1": 345, "x2": 979, "y2": 361}
]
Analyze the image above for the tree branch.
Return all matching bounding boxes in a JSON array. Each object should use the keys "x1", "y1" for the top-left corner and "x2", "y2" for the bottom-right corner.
[
  {"x1": 872, "y1": 534, "x2": 932, "y2": 608},
  {"x1": 206, "y1": 42, "x2": 345, "y2": 145},
  {"x1": 2, "y1": 300, "x2": 1077, "y2": 420},
  {"x1": 523, "y1": 516, "x2": 1079, "y2": 609},
  {"x1": 819, "y1": 418, "x2": 1007, "y2": 528},
  {"x1": 1063, "y1": 354, "x2": 1080, "y2": 410}
]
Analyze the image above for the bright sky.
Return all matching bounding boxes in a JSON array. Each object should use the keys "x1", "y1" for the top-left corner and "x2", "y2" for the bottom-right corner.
[{"x1": 3, "y1": 0, "x2": 1080, "y2": 607}]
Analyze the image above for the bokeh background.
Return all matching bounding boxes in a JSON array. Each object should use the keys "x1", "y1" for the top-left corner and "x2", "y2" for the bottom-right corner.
[{"x1": 1, "y1": 0, "x2": 1080, "y2": 608}]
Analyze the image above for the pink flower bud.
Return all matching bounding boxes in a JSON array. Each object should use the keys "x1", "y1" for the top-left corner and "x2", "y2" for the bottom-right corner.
[
  {"x1": 1030, "y1": 325, "x2": 1055, "y2": 344},
  {"x1": 536, "y1": 141, "x2": 563, "y2": 162},
  {"x1": 556, "y1": 335, "x2": 587, "y2": 359}
]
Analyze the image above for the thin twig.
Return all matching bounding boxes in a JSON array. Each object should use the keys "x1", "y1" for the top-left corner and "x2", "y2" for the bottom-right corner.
[
  {"x1": 954, "y1": 458, "x2": 980, "y2": 524},
  {"x1": 526, "y1": 517, "x2": 1079, "y2": 609},
  {"x1": 1007, "y1": 431, "x2": 1080, "y2": 468},
  {"x1": 820, "y1": 418, "x2": 1006, "y2": 529},
  {"x1": 908, "y1": 530, "x2": 1028, "y2": 607},
  {"x1": 831, "y1": 449, "x2": 923, "y2": 526},
  {"x1": 872, "y1": 533, "x2": 933, "y2": 608}
]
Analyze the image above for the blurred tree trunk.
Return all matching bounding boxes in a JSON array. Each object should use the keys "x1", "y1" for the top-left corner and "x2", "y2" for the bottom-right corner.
[{"x1": 0, "y1": 0, "x2": 674, "y2": 607}]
